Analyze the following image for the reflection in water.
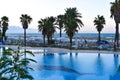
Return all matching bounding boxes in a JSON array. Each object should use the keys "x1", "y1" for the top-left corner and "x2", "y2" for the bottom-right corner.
[
  {"x1": 110, "y1": 55, "x2": 120, "y2": 80},
  {"x1": 58, "y1": 52, "x2": 79, "y2": 80},
  {"x1": 30, "y1": 53, "x2": 120, "y2": 80},
  {"x1": 42, "y1": 53, "x2": 55, "y2": 65},
  {"x1": 39, "y1": 53, "x2": 95, "y2": 80},
  {"x1": 69, "y1": 53, "x2": 74, "y2": 68},
  {"x1": 58, "y1": 52, "x2": 67, "y2": 55},
  {"x1": 114, "y1": 54, "x2": 119, "y2": 69},
  {"x1": 44, "y1": 53, "x2": 54, "y2": 56},
  {"x1": 70, "y1": 52, "x2": 72, "y2": 56},
  {"x1": 110, "y1": 72, "x2": 120, "y2": 80},
  {"x1": 75, "y1": 52, "x2": 78, "y2": 56},
  {"x1": 0, "y1": 47, "x2": 7, "y2": 56},
  {"x1": 95, "y1": 54, "x2": 104, "y2": 75}
]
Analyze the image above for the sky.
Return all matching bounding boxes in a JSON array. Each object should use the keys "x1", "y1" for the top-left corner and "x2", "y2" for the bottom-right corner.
[{"x1": 0, "y1": 0, "x2": 116, "y2": 33}]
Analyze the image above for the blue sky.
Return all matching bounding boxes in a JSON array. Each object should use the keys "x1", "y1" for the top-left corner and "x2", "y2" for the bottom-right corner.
[{"x1": 0, "y1": 0, "x2": 116, "y2": 33}]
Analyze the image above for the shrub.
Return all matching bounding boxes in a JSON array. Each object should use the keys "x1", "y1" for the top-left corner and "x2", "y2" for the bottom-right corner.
[{"x1": 0, "y1": 46, "x2": 36, "y2": 80}]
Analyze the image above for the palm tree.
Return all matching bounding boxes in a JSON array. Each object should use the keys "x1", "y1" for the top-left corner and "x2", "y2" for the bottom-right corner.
[
  {"x1": 64, "y1": 7, "x2": 84, "y2": 47},
  {"x1": 1, "y1": 16, "x2": 9, "y2": 41},
  {"x1": 110, "y1": 0, "x2": 120, "y2": 48},
  {"x1": 38, "y1": 17, "x2": 56, "y2": 45},
  {"x1": 20, "y1": 14, "x2": 32, "y2": 46},
  {"x1": 93, "y1": 15, "x2": 105, "y2": 42},
  {"x1": 57, "y1": 14, "x2": 64, "y2": 39},
  {"x1": 46, "y1": 16, "x2": 56, "y2": 44},
  {"x1": 0, "y1": 21, "x2": 2, "y2": 37},
  {"x1": 38, "y1": 18, "x2": 48, "y2": 46},
  {"x1": 20, "y1": 14, "x2": 32, "y2": 57}
]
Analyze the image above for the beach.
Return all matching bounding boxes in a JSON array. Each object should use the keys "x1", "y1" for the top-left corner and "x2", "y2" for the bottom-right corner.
[{"x1": 5, "y1": 33, "x2": 115, "y2": 50}]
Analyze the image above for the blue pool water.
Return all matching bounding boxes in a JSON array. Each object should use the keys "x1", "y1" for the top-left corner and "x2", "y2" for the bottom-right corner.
[{"x1": 28, "y1": 53, "x2": 120, "y2": 80}]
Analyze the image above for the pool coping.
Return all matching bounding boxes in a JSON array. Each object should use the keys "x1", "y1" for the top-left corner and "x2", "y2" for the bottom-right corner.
[{"x1": 1, "y1": 45, "x2": 120, "y2": 55}]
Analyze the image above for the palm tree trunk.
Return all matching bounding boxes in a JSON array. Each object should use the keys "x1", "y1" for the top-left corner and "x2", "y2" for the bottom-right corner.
[
  {"x1": 115, "y1": 23, "x2": 119, "y2": 46},
  {"x1": 114, "y1": 23, "x2": 119, "y2": 51},
  {"x1": 47, "y1": 36, "x2": 50, "y2": 44},
  {"x1": 24, "y1": 29, "x2": 26, "y2": 46},
  {"x1": 60, "y1": 28, "x2": 62, "y2": 37},
  {"x1": 98, "y1": 31, "x2": 101, "y2": 41},
  {"x1": 117, "y1": 23, "x2": 119, "y2": 47},
  {"x1": 43, "y1": 34, "x2": 45, "y2": 46},
  {"x1": 60, "y1": 28, "x2": 62, "y2": 42},
  {"x1": 24, "y1": 29, "x2": 26, "y2": 58},
  {"x1": 70, "y1": 37, "x2": 72, "y2": 48},
  {"x1": 2, "y1": 30, "x2": 5, "y2": 41},
  {"x1": 50, "y1": 36, "x2": 52, "y2": 41}
]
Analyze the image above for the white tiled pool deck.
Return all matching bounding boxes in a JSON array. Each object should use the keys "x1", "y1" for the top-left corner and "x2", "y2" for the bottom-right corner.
[{"x1": 1, "y1": 45, "x2": 120, "y2": 55}]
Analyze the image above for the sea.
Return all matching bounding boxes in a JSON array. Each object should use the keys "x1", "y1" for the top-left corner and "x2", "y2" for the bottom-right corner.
[{"x1": 6, "y1": 33, "x2": 115, "y2": 40}]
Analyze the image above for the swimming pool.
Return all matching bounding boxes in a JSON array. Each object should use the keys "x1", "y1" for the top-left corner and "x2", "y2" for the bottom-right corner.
[{"x1": 28, "y1": 52, "x2": 120, "y2": 80}]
